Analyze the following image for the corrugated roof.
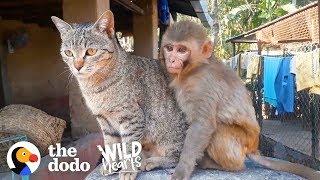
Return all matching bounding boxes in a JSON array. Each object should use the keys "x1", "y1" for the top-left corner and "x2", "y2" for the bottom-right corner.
[
  {"x1": 169, "y1": 0, "x2": 213, "y2": 28},
  {"x1": 226, "y1": 1, "x2": 319, "y2": 43}
]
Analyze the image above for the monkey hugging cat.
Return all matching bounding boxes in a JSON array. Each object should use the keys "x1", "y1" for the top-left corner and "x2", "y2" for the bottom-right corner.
[{"x1": 52, "y1": 10, "x2": 320, "y2": 180}]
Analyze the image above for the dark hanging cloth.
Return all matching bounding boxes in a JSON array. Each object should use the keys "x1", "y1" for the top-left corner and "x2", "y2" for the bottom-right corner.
[{"x1": 158, "y1": 0, "x2": 170, "y2": 25}]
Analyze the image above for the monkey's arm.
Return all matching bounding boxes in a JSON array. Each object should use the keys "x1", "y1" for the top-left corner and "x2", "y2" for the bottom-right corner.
[{"x1": 172, "y1": 116, "x2": 216, "y2": 180}]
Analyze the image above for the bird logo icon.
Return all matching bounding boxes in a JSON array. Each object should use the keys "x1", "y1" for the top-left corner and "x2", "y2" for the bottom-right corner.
[{"x1": 7, "y1": 141, "x2": 41, "y2": 175}]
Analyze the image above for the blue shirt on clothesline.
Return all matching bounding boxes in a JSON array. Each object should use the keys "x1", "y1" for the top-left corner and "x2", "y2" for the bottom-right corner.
[
  {"x1": 263, "y1": 56, "x2": 295, "y2": 114},
  {"x1": 275, "y1": 56, "x2": 295, "y2": 113},
  {"x1": 263, "y1": 56, "x2": 282, "y2": 107}
]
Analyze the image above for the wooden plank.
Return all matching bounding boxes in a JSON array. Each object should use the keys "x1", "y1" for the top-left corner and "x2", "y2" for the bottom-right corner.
[
  {"x1": 113, "y1": 0, "x2": 144, "y2": 15},
  {"x1": 0, "y1": 0, "x2": 60, "y2": 8}
]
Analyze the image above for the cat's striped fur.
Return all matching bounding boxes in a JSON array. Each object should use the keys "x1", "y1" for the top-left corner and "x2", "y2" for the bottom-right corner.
[{"x1": 52, "y1": 11, "x2": 186, "y2": 179}]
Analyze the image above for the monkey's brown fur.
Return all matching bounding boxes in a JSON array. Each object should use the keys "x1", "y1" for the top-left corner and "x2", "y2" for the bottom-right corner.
[
  {"x1": 171, "y1": 59, "x2": 260, "y2": 171},
  {"x1": 161, "y1": 21, "x2": 320, "y2": 180}
]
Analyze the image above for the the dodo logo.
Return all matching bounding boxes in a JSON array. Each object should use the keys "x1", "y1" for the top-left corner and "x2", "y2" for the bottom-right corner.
[{"x1": 7, "y1": 141, "x2": 41, "y2": 175}]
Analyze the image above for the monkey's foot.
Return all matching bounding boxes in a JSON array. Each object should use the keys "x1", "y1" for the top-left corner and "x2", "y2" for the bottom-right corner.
[
  {"x1": 171, "y1": 163, "x2": 193, "y2": 180},
  {"x1": 119, "y1": 172, "x2": 137, "y2": 180},
  {"x1": 140, "y1": 157, "x2": 176, "y2": 171},
  {"x1": 198, "y1": 154, "x2": 224, "y2": 170}
]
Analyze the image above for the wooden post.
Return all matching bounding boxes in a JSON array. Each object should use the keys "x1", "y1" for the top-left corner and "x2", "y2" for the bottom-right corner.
[
  {"x1": 0, "y1": 40, "x2": 9, "y2": 106},
  {"x1": 63, "y1": 0, "x2": 110, "y2": 22},
  {"x1": 312, "y1": 0, "x2": 319, "y2": 157},
  {"x1": 257, "y1": 41, "x2": 263, "y2": 127},
  {"x1": 311, "y1": 93, "x2": 319, "y2": 158},
  {"x1": 133, "y1": 0, "x2": 158, "y2": 59},
  {"x1": 237, "y1": 53, "x2": 241, "y2": 77},
  {"x1": 232, "y1": 42, "x2": 236, "y2": 57}
]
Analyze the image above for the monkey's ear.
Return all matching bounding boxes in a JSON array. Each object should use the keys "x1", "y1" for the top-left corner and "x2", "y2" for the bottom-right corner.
[
  {"x1": 92, "y1": 10, "x2": 115, "y2": 38},
  {"x1": 202, "y1": 40, "x2": 213, "y2": 59},
  {"x1": 51, "y1": 16, "x2": 73, "y2": 37}
]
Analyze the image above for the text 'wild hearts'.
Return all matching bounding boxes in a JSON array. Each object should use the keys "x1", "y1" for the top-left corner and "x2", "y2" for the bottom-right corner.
[{"x1": 97, "y1": 141, "x2": 142, "y2": 174}]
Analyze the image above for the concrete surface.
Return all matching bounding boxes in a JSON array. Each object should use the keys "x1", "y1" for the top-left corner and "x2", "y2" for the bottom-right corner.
[{"x1": 86, "y1": 160, "x2": 305, "y2": 180}]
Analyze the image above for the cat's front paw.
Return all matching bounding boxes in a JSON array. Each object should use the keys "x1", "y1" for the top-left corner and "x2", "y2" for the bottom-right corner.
[
  {"x1": 119, "y1": 172, "x2": 137, "y2": 180},
  {"x1": 99, "y1": 163, "x2": 119, "y2": 176},
  {"x1": 139, "y1": 157, "x2": 158, "y2": 171},
  {"x1": 99, "y1": 165, "x2": 110, "y2": 176}
]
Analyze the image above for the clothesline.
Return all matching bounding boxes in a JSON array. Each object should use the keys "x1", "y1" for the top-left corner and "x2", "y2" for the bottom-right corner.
[{"x1": 225, "y1": 47, "x2": 320, "y2": 114}]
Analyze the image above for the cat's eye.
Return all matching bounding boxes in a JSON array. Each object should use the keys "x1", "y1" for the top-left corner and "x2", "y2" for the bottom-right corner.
[
  {"x1": 64, "y1": 50, "x2": 73, "y2": 57},
  {"x1": 86, "y1": 48, "x2": 97, "y2": 56}
]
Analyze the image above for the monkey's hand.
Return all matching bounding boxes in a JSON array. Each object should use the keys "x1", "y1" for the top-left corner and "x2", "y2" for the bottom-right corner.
[{"x1": 171, "y1": 163, "x2": 192, "y2": 180}]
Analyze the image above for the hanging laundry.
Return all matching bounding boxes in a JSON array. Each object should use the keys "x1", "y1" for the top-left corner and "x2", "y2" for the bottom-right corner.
[
  {"x1": 292, "y1": 48, "x2": 320, "y2": 94},
  {"x1": 240, "y1": 53, "x2": 249, "y2": 70},
  {"x1": 263, "y1": 56, "x2": 283, "y2": 107},
  {"x1": 226, "y1": 54, "x2": 239, "y2": 70},
  {"x1": 245, "y1": 54, "x2": 260, "y2": 79},
  {"x1": 158, "y1": 0, "x2": 170, "y2": 25},
  {"x1": 274, "y1": 56, "x2": 295, "y2": 113},
  {"x1": 240, "y1": 52, "x2": 253, "y2": 70}
]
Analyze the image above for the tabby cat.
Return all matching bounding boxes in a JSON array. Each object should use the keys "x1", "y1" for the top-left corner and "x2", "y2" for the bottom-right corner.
[{"x1": 52, "y1": 11, "x2": 186, "y2": 180}]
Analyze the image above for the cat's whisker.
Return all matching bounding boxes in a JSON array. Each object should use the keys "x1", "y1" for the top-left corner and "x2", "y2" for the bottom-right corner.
[
  {"x1": 57, "y1": 69, "x2": 70, "y2": 78},
  {"x1": 65, "y1": 72, "x2": 73, "y2": 89}
]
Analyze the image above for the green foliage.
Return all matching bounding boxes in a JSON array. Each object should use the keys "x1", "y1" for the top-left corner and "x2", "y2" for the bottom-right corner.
[
  {"x1": 215, "y1": 0, "x2": 293, "y2": 59},
  {"x1": 176, "y1": 0, "x2": 298, "y2": 59}
]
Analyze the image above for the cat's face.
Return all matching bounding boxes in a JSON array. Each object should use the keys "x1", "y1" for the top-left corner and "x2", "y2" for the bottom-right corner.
[{"x1": 52, "y1": 11, "x2": 116, "y2": 79}]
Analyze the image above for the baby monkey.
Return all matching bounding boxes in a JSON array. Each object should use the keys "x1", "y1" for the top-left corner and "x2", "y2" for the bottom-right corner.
[{"x1": 160, "y1": 21, "x2": 320, "y2": 180}]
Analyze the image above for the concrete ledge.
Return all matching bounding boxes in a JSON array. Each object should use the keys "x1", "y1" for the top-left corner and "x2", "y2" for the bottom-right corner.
[{"x1": 86, "y1": 160, "x2": 305, "y2": 180}]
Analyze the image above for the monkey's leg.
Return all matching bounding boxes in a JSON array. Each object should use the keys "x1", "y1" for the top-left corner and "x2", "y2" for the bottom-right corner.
[
  {"x1": 172, "y1": 121, "x2": 215, "y2": 180},
  {"x1": 198, "y1": 152, "x2": 224, "y2": 170},
  {"x1": 207, "y1": 131, "x2": 246, "y2": 171}
]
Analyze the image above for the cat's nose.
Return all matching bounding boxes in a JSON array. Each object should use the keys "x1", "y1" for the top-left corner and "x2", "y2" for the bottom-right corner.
[{"x1": 74, "y1": 59, "x2": 84, "y2": 71}]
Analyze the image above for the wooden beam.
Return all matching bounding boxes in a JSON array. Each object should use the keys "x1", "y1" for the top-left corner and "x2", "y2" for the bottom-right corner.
[
  {"x1": 0, "y1": 0, "x2": 60, "y2": 8},
  {"x1": 0, "y1": 4, "x2": 61, "y2": 17},
  {"x1": 113, "y1": 0, "x2": 144, "y2": 15},
  {"x1": 63, "y1": 0, "x2": 110, "y2": 23}
]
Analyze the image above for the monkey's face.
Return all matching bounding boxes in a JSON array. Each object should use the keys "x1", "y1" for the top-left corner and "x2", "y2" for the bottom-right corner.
[{"x1": 163, "y1": 43, "x2": 191, "y2": 74}]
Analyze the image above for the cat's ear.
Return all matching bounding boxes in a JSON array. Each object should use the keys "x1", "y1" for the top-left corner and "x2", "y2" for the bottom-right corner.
[
  {"x1": 92, "y1": 10, "x2": 115, "y2": 38},
  {"x1": 51, "y1": 16, "x2": 73, "y2": 36}
]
